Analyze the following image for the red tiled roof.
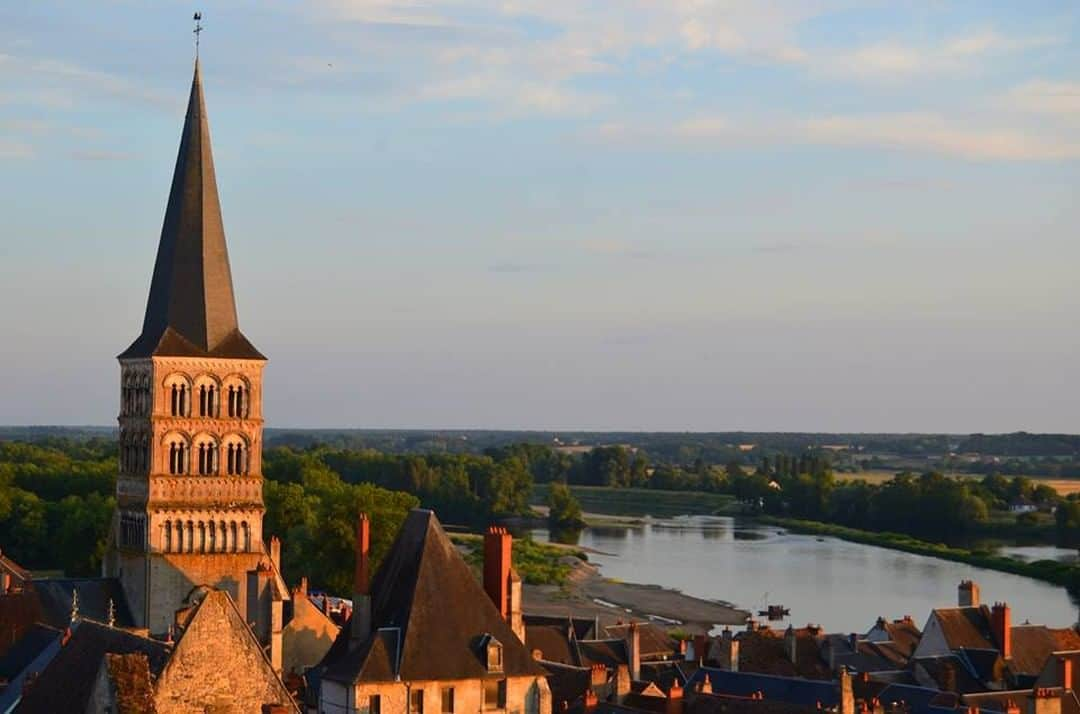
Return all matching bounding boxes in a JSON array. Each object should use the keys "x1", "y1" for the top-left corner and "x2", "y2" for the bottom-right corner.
[
  {"x1": 1010, "y1": 626, "x2": 1080, "y2": 677},
  {"x1": 736, "y1": 628, "x2": 831, "y2": 681},
  {"x1": 932, "y1": 607, "x2": 996, "y2": 651}
]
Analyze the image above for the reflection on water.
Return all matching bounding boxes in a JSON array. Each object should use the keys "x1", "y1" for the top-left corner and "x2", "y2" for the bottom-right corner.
[{"x1": 533, "y1": 516, "x2": 1078, "y2": 631}]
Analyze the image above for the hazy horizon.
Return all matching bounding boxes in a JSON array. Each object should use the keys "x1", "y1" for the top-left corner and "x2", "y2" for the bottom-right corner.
[{"x1": 2, "y1": 3, "x2": 1078, "y2": 432}]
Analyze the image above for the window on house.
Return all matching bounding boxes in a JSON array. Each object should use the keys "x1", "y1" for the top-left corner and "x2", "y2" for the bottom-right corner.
[
  {"x1": 441, "y1": 687, "x2": 455, "y2": 714},
  {"x1": 483, "y1": 680, "x2": 506, "y2": 710},
  {"x1": 486, "y1": 639, "x2": 503, "y2": 672},
  {"x1": 361, "y1": 695, "x2": 381, "y2": 714},
  {"x1": 410, "y1": 689, "x2": 424, "y2": 714}
]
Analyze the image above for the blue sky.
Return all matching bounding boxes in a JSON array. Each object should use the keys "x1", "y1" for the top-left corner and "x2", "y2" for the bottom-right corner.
[{"x1": 1, "y1": 1, "x2": 1078, "y2": 432}]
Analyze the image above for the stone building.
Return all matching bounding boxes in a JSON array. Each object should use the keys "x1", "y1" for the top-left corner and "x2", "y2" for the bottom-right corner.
[
  {"x1": 314, "y1": 510, "x2": 552, "y2": 714},
  {"x1": 102, "y1": 60, "x2": 287, "y2": 666},
  {"x1": 16, "y1": 589, "x2": 296, "y2": 713}
]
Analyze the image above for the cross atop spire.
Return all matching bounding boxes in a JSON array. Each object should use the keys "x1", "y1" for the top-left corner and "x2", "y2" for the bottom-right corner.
[
  {"x1": 193, "y1": 12, "x2": 203, "y2": 59},
  {"x1": 121, "y1": 61, "x2": 263, "y2": 360}
]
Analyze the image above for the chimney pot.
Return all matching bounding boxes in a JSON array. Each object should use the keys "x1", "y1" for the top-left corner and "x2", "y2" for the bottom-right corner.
[{"x1": 991, "y1": 602, "x2": 1012, "y2": 659}]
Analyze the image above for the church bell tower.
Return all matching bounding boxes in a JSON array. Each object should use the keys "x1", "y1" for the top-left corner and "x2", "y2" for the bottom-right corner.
[{"x1": 107, "y1": 61, "x2": 285, "y2": 664}]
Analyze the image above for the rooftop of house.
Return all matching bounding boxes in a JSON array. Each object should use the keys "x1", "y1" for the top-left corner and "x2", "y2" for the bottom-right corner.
[
  {"x1": 0, "y1": 550, "x2": 32, "y2": 582},
  {"x1": 607, "y1": 623, "x2": 677, "y2": 660},
  {"x1": 684, "y1": 667, "x2": 840, "y2": 709},
  {"x1": 1009, "y1": 625, "x2": 1080, "y2": 677},
  {"x1": 736, "y1": 627, "x2": 833, "y2": 680},
  {"x1": 320, "y1": 509, "x2": 546, "y2": 684},
  {"x1": 931, "y1": 607, "x2": 998, "y2": 652},
  {"x1": 16, "y1": 619, "x2": 172, "y2": 713}
]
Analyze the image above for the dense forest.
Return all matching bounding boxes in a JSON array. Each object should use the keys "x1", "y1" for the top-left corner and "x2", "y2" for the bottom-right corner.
[
  {"x1": 3, "y1": 432, "x2": 1080, "y2": 595},
  {"x1": 0, "y1": 439, "x2": 538, "y2": 593}
]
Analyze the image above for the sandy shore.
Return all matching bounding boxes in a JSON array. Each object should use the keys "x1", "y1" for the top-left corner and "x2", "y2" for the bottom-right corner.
[{"x1": 522, "y1": 555, "x2": 749, "y2": 634}]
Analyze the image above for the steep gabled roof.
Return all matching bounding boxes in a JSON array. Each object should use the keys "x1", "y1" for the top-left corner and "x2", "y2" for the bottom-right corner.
[
  {"x1": 322, "y1": 509, "x2": 545, "y2": 683},
  {"x1": 16, "y1": 619, "x2": 171, "y2": 713},
  {"x1": 120, "y1": 62, "x2": 263, "y2": 361},
  {"x1": 931, "y1": 607, "x2": 996, "y2": 652},
  {"x1": 1009, "y1": 625, "x2": 1080, "y2": 677}
]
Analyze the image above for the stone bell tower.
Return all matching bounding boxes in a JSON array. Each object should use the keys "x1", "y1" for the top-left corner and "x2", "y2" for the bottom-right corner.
[{"x1": 106, "y1": 60, "x2": 285, "y2": 667}]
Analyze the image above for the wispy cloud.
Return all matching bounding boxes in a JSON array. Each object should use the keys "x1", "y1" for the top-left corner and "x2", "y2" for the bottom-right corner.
[
  {"x1": 592, "y1": 111, "x2": 1080, "y2": 161},
  {"x1": 821, "y1": 29, "x2": 1059, "y2": 79},
  {"x1": 999, "y1": 80, "x2": 1080, "y2": 119}
]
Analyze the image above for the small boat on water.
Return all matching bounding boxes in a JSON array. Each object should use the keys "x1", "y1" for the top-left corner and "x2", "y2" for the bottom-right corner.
[{"x1": 757, "y1": 604, "x2": 790, "y2": 619}]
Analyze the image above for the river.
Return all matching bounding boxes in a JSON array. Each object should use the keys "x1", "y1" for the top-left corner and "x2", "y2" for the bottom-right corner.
[{"x1": 533, "y1": 516, "x2": 1078, "y2": 632}]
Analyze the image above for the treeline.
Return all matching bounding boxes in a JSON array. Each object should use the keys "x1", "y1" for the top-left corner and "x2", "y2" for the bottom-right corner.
[
  {"x1": 0, "y1": 439, "x2": 117, "y2": 576},
  {"x1": 730, "y1": 462, "x2": 1068, "y2": 543},
  {"x1": 0, "y1": 439, "x2": 537, "y2": 591}
]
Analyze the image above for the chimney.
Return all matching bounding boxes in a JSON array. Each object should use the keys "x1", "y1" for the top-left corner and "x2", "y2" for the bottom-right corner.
[
  {"x1": 321, "y1": 595, "x2": 331, "y2": 618},
  {"x1": 584, "y1": 689, "x2": 598, "y2": 711},
  {"x1": 700, "y1": 674, "x2": 713, "y2": 694},
  {"x1": 296, "y1": 577, "x2": 308, "y2": 597},
  {"x1": 991, "y1": 602, "x2": 1012, "y2": 659},
  {"x1": 959, "y1": 580, "x2": 980, "y2": 608},
  {"x1": 1, "y1": 572, "x2": 9, "y2": 594},
  {"x1": 628, "y1": 622, "x2": 641, "y2": 680},
  {"x1": 839, "y1": 668, "x2": 855, "y2": 714},
  {"x1": 509, "y1": 569, "x2": 525, "y2": 643},
  {"x1": 941, "y1": 660, "x2": 957, "y2": 693},
  {"x1": 1005, "y1": 700, "x2": 1021, "y2": 714},
  {"x1": 785, "y1": 626, "x2": 797, "y2": 665},
  {"x1": 615, "y1": 665, "x2": 631, "y2": 699},
  {"x1": 1035, "y1": 689, "x2": 1064, "y2": 714},
  {"x1": 269, "y1": 536, "x2": 281, "y2": 572},
  {"x1": 720, "y1": 628, "x2": 740, "y2": 672},
  {"x1": 590, "y1": 664, "x2": 607, "y2": 688},
  {"x1": 484, "y1": 526, "x2": 512, "y2": 621},
  {"x1": 666, "y1": 682, "x2": 684, "y2": 714},
  {"x1": 350, "y1": 513, "x2": 372, "y2": 647},
  {"x1": 1061, "y1": 657, "x2": 1074, "y2": 690}
]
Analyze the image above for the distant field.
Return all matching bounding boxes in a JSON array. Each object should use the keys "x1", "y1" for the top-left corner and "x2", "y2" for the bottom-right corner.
[
  {"x1": 531, "y1": 484, "x2": 736, "y2": 518},
  {"x1": 836, "y1": 470, "x2": 1080, "y2": 495}
]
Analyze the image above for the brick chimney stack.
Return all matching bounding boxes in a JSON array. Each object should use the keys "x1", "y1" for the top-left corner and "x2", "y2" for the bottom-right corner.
[
  {"x1": 666, "y1": 681, "x2": 684, "y2": 714},
  {"x1": 959, "y1": 580, "x2": 980, "y2": 607},
  {"x1": 350, "y1": 513, "x2": 372, "y2": 647},
  {"x1": 1061, "y1": 657, "x2": 1074, "y2": 690},
  {"x1": 991, "y1": 602, "x2": 1012, "y2": 659},
  {"x1": 484, "y1": 526, "x2": 512, "y2": 620},
  {"x1": 628, "y1": 622, "x2": 641, "y2": 681}
]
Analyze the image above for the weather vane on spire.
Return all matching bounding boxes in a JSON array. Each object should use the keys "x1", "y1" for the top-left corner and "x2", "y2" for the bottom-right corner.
[{"x1": 193, "y1": 11, "x2": 203, "y2": 59}]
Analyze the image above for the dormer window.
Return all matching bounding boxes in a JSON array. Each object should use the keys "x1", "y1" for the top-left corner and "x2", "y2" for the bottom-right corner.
[{"x1": 479, "y1": 634, "x2": 503, "y2": 673}]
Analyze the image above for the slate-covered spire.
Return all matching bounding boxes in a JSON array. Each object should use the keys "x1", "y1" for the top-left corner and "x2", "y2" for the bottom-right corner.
[{"x1": 121, "y1": 61, "x2": 263, "y2": 360}]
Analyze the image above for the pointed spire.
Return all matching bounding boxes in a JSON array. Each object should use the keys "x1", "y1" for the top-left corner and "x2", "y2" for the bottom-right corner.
[
  {"x1": 70, "y1": 589, "x2": 79, "y2": 623},
  {"x1": 121, "y1": 61, "x2": 263, "y2": 360}
]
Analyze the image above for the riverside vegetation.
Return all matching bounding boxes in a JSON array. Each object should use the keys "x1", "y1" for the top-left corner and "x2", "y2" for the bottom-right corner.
[{"x1": 4, "y1": 436, "x2": 1080, "y2": 595}]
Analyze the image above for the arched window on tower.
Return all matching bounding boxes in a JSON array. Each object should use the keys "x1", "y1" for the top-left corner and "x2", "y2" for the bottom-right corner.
[
  {"x1": 198, "y1": 522, "x2": 206, "y2": 553},
  {"x1": 186, "y1": 521, "x2": 194, "y2": 553},
  {"x1": 219, "y1": 520, "x2": 228, "y2": 552},
  {"x1": 175, "y1": 520, "x2": 184, "y2": 553},
  {"x1": 241, "y1": 521, "x2": 250, "y2": 552},
  {"x1": 208, "y1": 520, "x2": 216, "y2": 552},
  {"x1": 230, "y1": 521, "x2": 238, "y2": 553}
]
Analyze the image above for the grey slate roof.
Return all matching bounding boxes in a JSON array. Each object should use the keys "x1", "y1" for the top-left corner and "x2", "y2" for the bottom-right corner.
[
  {"x1": 120, "y1": 61, "x2": 263, "y2": 361},
  {"x1": 32, "y1": 578, "x2": 135, "y2": 629},
  {"x1": 320, "y1": 509, "x2": 546, "y2": 684},
  {"x1": 16, "y1": 619, "x2": 171, "y2": 713}
]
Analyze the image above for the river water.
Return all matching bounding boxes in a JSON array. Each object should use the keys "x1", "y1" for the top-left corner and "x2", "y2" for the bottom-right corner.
[{"x1": 533, "y1": 516, "x2": 1078, "y2": 632}]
